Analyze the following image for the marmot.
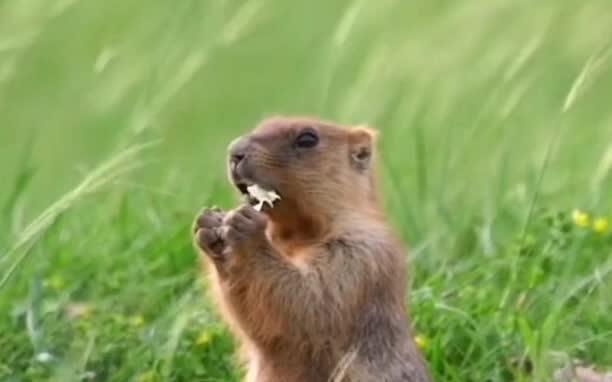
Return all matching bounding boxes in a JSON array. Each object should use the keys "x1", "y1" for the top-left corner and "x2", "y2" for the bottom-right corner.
[{"x1": 193, "y1": 117, "x2": 432, "y2": 382}]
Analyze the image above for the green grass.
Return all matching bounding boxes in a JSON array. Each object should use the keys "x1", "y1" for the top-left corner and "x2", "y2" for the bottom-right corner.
[{"x1": 1, "y1": 0, "x2": 612, "y2": 381}]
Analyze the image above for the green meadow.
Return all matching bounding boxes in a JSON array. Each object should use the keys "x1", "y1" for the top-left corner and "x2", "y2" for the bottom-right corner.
[{"x1": 1, "y1": 1, "x2": 612, "y2": 380}]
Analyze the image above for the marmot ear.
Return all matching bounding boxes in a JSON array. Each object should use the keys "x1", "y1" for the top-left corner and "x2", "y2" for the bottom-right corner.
[{"x1": 348, "y1": 125, "x2": 379, "y2": 170}]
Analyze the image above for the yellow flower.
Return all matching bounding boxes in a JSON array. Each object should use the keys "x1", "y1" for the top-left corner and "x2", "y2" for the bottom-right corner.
[
  {"x1": 44, "y1": 274, "x2": 65, "y2": 291},
  {"x1": 136, "y1": 370, "x2": 157, "y2": 382},
  {"x1": 196, "y1": 331, "x2": 213, "y2": 346},
  {"x1": 572, "y1": 209, "x2": 590, "y2": 228},
  {"x1": 129, "y1": 315, "x2": 145, "y2": 327},
  {"x1": 414, "y1": 335, "x2": 428, "y2": 350},
  {"x1": 593, "y1": 217, "x2": 609, "y2": 234}
]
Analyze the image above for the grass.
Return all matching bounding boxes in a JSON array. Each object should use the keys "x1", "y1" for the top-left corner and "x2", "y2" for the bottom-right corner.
[{"x1": 1, "y1": 0, "x2": 612, "y2": 380}]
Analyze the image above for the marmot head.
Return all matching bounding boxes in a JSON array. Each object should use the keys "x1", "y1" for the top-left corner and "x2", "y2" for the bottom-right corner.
[{"x1": 227, "y1": 116, "x2": 380, "y2": 220}]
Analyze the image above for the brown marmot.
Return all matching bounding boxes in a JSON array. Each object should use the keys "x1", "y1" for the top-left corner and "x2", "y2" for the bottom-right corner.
[{"x1": 193, "y1": 116, "x2": 433, "y2": 382}]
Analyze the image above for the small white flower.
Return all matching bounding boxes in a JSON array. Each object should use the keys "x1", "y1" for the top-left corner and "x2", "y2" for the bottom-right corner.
[
  {"x1": 35, "y1": 352, "x2": 54, "y2": 363},
  {"x1": 247, "y1": 185, "x2": 281, "y2": 211},
  {"x1": 81, "y1": 371, "x2": 96, "y2": 380}
]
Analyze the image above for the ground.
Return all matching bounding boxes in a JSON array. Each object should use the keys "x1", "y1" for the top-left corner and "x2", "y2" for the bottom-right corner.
[{"x1": 1, "y1": 1, "x2": 611, "y2": 381}]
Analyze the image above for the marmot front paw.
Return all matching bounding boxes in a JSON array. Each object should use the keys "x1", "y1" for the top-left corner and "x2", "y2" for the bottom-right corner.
[
  {"x1": 194, "y1": 207, "x2": 227, "y2": 260},
  {"x1": 222, "y1": 205, "x2": 268, "y2": 252}
]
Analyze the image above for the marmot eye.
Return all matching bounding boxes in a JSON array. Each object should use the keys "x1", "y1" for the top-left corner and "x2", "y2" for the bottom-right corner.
[{"x1": 295, "y1": 131, "x2": 319, "y2": 148}]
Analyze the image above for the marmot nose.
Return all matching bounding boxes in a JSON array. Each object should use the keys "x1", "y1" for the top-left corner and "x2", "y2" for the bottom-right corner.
[{"x1": 228, "y1": 136, "x2": 250, "y2": 166}]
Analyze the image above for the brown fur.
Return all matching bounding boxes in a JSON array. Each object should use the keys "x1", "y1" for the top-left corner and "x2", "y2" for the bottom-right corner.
[{"x1": 193, "y1": 116, "x2": 433, "y2": 381}]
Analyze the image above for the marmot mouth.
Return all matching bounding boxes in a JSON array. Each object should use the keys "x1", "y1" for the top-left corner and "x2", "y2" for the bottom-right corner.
[
  {"x1": 235, "y1": 182, "x2": 261, "y2": 207},
  {"x1": 235, "y1": 182, "x2": 255, "y2": 204},
  {"x1": 236, "y1": 182, "x2": 249, "y2": 195},
  {"x1": 234, "y1": 182, "x2": 281, "y2": 210}
]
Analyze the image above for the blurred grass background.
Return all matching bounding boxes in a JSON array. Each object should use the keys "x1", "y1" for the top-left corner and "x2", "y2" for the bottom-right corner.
[{"x1": 1, "y1": 0, "x2": 612, "y2": 381}]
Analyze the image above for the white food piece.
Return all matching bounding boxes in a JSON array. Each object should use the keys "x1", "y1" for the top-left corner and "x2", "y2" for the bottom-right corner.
[{"x1": 247, "y1": 184, "x2": 281, "y2": 211}]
